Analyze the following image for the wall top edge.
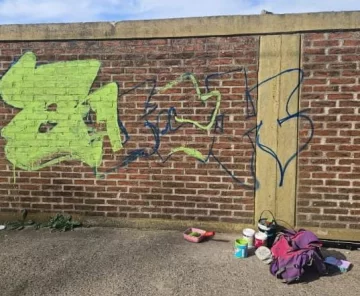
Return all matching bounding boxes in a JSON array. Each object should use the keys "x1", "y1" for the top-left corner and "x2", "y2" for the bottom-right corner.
[{"x1": 0, "y1": 11, "x2": 360, "y2": 41}]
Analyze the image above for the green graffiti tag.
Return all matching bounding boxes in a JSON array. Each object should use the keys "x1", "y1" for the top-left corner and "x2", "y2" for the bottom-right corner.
[
  {"x1": 160, "y1": 73, "x2": 221, "y2": 131},
  {"x1": 0, "y1": 52, "x2": 122, "y2": 171},
  {"x1": 169, "y1": 146, "x2": 207, "y2": 161},
  {"x1": 158, "y1": 73, "x2": 222, "y2": 161}
]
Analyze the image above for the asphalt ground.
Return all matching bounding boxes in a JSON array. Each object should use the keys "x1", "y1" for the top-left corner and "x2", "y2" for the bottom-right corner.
[{"x1": 0, "y1": 227, "x2": 359, "y2": 296}]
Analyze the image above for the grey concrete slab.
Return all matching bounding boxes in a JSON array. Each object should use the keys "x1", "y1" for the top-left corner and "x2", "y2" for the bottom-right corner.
[{"x1": 0, "y1": 227, "x2": 359, "y2": 296}]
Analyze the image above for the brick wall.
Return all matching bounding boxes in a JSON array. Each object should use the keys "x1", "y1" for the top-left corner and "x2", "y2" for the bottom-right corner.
[
  {"x1": 298, "y1": 32, "x2": 360, "y2": 230},
  {"x1": 0, "y1": 37, "x2": 258, "y2": 224},
  {"x1": 1, "y1": 27, "x2": 360, "y2": 232}
]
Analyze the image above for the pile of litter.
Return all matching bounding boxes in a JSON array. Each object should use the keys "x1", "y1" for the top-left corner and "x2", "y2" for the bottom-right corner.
[
  {"x1": 182, "y1": 210, "x2": 353, "y2": 284},
  {"x1": 241, "y1": 211, "x2": 352, "y2": 283}
]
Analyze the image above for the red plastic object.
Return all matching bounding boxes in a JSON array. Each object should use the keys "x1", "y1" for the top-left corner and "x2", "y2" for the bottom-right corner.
[
  {"x1": 183, "y1": 228, "x2": 215, "y2": 243},
  {"x1": 204, "y1": 231, "x2": 215, "y2": 237}
]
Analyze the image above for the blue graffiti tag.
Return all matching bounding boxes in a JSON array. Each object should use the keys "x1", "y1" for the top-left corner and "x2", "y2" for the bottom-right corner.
[
  {"x1": 97, "y1": 67, "x2": 313, "y2": 191},
  {"x1": 253, "y1": 68, "x2": 314, "y2": 186}
]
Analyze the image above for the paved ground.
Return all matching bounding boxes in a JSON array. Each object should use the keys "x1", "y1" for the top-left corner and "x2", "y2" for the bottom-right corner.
[{"x1": 0, "y1": 227, "x2": 359, "y2": 296}]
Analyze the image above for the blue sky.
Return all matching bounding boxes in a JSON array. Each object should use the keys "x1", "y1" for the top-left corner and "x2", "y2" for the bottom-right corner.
[{"x1": 0, "y1": 0, "x2": 359, "y2": 24}]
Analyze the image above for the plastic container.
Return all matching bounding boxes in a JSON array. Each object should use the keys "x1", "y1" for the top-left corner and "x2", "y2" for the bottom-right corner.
[
  {"x1": 255, "y1": 246, "x2": 273, "y2": 264},
  {"x1": 257, "y1": 210, "x2": 277, "y2": 248},
  {"x1": 234, "y1": 238, "x2": 248, "y2": 258},
  {"x1": 242, "y1": 228, "x2": 256, "y2": 248},
  {"x1": 324, "y1": 257, "x2": 352, "y2": 273},
  {"x1": 255, "y1": 232, "x2": 267, "y2": 248},
  {"x1": 183, "y1": 228, "x2": 215, "y2": 243}
]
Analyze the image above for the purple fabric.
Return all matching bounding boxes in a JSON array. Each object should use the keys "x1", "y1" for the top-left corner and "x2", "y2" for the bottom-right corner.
[
  {"x1": 292, "y1": 229, "x2": 322, "y2": 250},
  {"x1": 270, "y1": 229, "x2": 327, "y2": 284}
]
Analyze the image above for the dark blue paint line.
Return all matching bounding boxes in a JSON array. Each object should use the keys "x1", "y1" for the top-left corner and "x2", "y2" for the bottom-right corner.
[
  {"x1": 243, "y1": 124, "x2": 260, "y2": 190},
  {"x1": 277, "y1": 108, "x2": 310, "y2": 125},
  {"x1": 244, "y1": 68, "x2": 257, "y2": 118},
  {"x1": 102, "y1": 120, "x2": 160, "y2": 175},
  {"x1": 204, "y1": 68, "x2": 243, "y2": 92},
  {"x1": 157, "y1": 107, "x2": 185, "y2": 135},
  {"x1": 278, "y1": 113, "x2": 314, "y2": 186},
  {"x1": 248, "y1": 67, "x2": 314, "y2": 187},
  {"x1": 96, "y1": 66, "x2": 313, "y2": 191},
  {"x1": 211, "y1": 154, "x2": 254, "y2": 190},
  {"x1": 144, "y1": 120, "x2": 161, "y2": 157},
  {"x1": 117, "y1": 110, "x2": 130, "y2": 145},
  {"x1": 248, "y1": 68, "x2": 303, "y2": 117}
]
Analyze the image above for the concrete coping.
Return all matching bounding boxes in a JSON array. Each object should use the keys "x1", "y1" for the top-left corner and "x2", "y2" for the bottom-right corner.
[{"x1": 0, "y1": 11, "x2": 360, "y2": 41}]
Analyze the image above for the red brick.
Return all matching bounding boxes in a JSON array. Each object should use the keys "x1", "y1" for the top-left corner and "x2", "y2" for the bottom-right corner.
[
  {"x1": 174, "y1": 202, "x2": 195, "y2": 208},
  {"x1": 106, "y1": 200, "x2": 127, "y2": 205},
  {"x1": 339, "y1": 188, "x2": 360, "y2": 194},
  {"x1": 31, "y1": 203, "x2": 52, "y2": 209},
  {"x1": 324, "y1": 209, "x2": 348, "y2": 215},
  {"x1": 129, "y1": 213, "x2": 150, "y2": 218},
  {"x1": 210, "y1": 210, "x2": 232, "y2": 216},
  {"x1": 325, "y1": 180, "x2": 350, "y2": 186},
  {"x1": 339, "y1": 216, "x2": 360, "y2": 222},
  {"x1": 85, "y1": 199, "x2": 105, "y2": 205},
  {"x1": 74, "y1": 191, "x2": 96, "y2": 198},
  {"x1": 6, "y1": 34, "x2": 360, "y2": 229},
  {"x1": 221, "y1": 217, "x2": 252, "y2": 223},
  {"x1": 174, "y1": 189, "x2": 197, "y2": 195},
  {"x1": 220, "y1": 204, "x2": 242, "y2": 210},
  {"x1": 349, "y1": 224, "x2": 360, "y2": 230},
  {"x1": 162, "y1": 208, "x2": 184, "y2": 214},
  {"x1": 323, "y1": 194, "x2": 349, "y2": 200},
  {"x1": 163, "y1": 195, "x2": 186, "y2": 201},
  {"x1": 64, "y1": 198, "x2": 84, "y2": 204},
  {"x1": 298, "y1": 207, "x2": 320, "y2": 213},
  {"x1": 210, "y1": 197, "x2": 233, "y2": 203},
  {"x1": 312, "y1": 201, "x2": 337, "y2": 207},
  {"x1": 311, "y1": 214, "x2": 337, "y2": 221},
  {"x1": 75, "y1": 205, "x2": 95, "y2": 211},
  {"x1": 96, "y1": 206, "x2": 118, "y2": 212},
  {"x1": 118, "y1": 193, "x2": 140, "y2": 200},
  {"x1": 151, "y1": 201, "x2": 173, "y2": 207},
  {"x1": 53, "y1": 179, "x2": 74, "y2": 185},
  {"x1": 303, "y1": 48, "x2": 325, "y2": 54},
  {"x1": 320, "y1": 222, "x2": 347, "y2": 229},
  {"x1": 343, "y1": 40, "x2": 360, "y2": 46},
  {"x1": 339, "y1": 202, "x2": 360, "y2": 208},
  {"x1": 341, "y1": 55, "x2": 360, "y2": 62},
  {"x1": 197, "y1": 203, "x2": 219, "y2": 209},
  {"x1": 197, "y1": 216, "x2": 219, "y2": 222},
  {"x1": 107, "y1": 212, "x2": 128, "y2": 218},
  {"x1": 198, "y1": 190, "x2": 220, "y2": 196},
  {"x1": 312, "y1": 40, "x2": 340, "y2": 47},
  {"x1": 54, "y1": 204, "x2": 74, "y2": 210},
  {"x1": 52, "y1": 191, "x2": 73, "y2": 197},
  {"x1": 97, "y1": 192, "x2": 117, "y2": 199},
  {"x1": 162, "y1": 182, "x2": 184, "y2": 188}
]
